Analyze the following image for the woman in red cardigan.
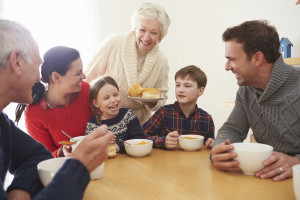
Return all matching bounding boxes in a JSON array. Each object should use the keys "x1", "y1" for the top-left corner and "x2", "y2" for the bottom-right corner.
[{"x1": 16, "y1": 46, "x2": 93, "y2": 157}]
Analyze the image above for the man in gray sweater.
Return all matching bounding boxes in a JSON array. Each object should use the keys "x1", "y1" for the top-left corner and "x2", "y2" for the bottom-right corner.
[{"x1": 211, "y1": 20, "x2": 300, "y2": 181}]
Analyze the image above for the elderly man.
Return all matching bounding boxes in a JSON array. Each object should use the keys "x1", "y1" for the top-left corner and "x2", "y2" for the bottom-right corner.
[
  {"x1": 0, "y1": 19, "x2": 113, "y2": 200},
  {"x1": 211, "y1": 20, "x2": 300, "y2": 181}
]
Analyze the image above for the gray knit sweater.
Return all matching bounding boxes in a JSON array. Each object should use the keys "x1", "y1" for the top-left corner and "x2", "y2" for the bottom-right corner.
[{"x1": 214, "y1": 56, "x2": 300, "y2": 160}]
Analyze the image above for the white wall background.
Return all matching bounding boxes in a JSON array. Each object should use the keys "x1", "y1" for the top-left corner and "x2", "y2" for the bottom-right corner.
[{"x1": 1, "y1": 0, "x2": 300, "y2": 134}]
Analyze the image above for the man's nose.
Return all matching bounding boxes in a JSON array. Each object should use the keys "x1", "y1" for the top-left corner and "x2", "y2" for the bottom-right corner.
[{"x1": 225, "y1": 60, "x2": 232, "y2": 71}]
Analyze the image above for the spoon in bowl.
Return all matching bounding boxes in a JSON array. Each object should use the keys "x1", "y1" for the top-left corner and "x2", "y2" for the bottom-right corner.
[
  {"x1": 119, "y1": 139, "x2": 131, "y2": 145},
  {"x1": 61, "y1": 130, "x2": 75, "y2": 140},
  {"x1": 60, "y1": 130, "x2": 78, "y2": 145},
  {"x1": 166, "y1": 129, "x2": 181, "y2": 136}
]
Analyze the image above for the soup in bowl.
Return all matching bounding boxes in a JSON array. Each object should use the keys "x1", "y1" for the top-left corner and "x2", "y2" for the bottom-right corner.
[
  {"x1": 178, "y1": 135, "x2": 204, "y2": 151},
  {"x1": 124, "y1": 139, "x2": 153, "y2": 157}
]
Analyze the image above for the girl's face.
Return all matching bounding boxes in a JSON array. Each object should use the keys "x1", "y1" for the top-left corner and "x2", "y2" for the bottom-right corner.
[
  {"x1": 60, "y1": 58, "x2": 86, "y2": 93},
  {"x1": 135, "y1": 18, "x2": 161, "y2": 53},
  {"x1": 93, "y1": 83, "x2": 121, "y2": 119}
]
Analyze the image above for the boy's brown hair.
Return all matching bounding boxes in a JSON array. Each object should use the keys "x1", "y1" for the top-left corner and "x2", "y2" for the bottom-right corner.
[{"x1": 175, "y1": 65, "x2": 207, "y2": 88}]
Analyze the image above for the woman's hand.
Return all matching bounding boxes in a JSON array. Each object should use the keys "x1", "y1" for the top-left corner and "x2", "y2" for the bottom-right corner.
[
  {"x1": 62, "y1": 145, "x2": 72, "y2": 157},
  {"x1": 143, "y1": 101, "x2": 157, "y2": 109}
]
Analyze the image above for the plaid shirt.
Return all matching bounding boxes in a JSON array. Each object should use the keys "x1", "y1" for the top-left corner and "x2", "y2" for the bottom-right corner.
[{"x1": 143, "y1": 101, "x2": 215, "y2": 149}]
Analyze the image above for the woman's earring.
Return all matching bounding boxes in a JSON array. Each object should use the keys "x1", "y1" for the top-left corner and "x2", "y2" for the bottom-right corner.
[{"x1": 98, "y1": 107, "x2": 103, "y2": 114}]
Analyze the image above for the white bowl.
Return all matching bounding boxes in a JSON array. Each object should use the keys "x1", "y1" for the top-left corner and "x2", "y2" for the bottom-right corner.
[
  {"x1": 178, "y1": 135, "x2": 204, "y2": 151},
  {"x1": 37, "y1": 157, "x2": 70, "y2": 186},
  {"x1": 70, "y1": 136, "x2": 85, "y2": 149},
  {"x1": 293, "y1": 164, "x2": 300, "y2": 200},
  {"x1": 71, "y1": 135, "x2": 104, "y2": 180},
  {"x1": 232, "y1": 142, "x2": 273, "y2": 175},
  {"x1": 124, "y1": 139, "x2": 153, "y2": 157}
]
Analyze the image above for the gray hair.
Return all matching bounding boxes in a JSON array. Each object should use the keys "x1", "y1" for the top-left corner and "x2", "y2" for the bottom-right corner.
[
  {"x1": 0, "y1": 19, "x2": 37, "y2": 68},
  {"x1": 131, "y1": 2, "x2": 171, "y2": 42}
]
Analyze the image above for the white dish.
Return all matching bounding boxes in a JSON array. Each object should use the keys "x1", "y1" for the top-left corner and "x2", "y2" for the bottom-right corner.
[
  {"x1": 293, "y1": 164, "x2": 300, "y2": 200},
  {"x1": 178, "y1": 135, "x2": 204, "y2": 151},
  {"x1": 38, "y1": 157, "x2": 70, "y2": 186},
  {"x1": 232, "y1": 143, "x2": 273, "y2": 176},
  {"x1": 124, "y1": 139, "x2": 153, "y2": 157},
  {"x1": 128, "y1": 96, "x2": 164, "y2": 103},
  {"x1": 71, "y1": 136, "x2": 105, "y2": 180}
]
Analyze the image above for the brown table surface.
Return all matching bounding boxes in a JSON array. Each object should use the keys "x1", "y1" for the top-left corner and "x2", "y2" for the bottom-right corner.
[{"x1": 83, "y1": 147, "x2": 294, "y2": 200}]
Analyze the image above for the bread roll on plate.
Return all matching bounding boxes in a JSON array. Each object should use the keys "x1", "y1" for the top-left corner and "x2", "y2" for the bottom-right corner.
[
  {"x1": 128, "y1": 83, "x2": 143, "y2": 97},
  {"x1": 141, "y1": 88, "x2": 161, "y2": 98}
]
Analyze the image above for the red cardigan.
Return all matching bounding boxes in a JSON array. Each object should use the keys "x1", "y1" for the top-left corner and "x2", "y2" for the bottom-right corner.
[{"x1": 25, "y1": 81, "x2": 93, "y2": 157}]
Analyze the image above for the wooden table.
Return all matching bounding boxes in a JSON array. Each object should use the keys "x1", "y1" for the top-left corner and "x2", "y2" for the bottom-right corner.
[{"x1": 83, "y1": 148, "x2": 294, "y2": 200}]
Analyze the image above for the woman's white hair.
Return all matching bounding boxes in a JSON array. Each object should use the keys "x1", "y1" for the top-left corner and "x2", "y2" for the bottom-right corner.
[
  {"x1": 0, "y1": 19, "x2": 36, "y2": 68},
  {"x1": 131, "y1": 2, "x2": 171, "y2": 42}
]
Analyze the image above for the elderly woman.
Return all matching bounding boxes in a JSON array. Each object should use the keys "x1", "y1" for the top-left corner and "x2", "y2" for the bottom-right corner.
[
  {"x1": 16, "y1": 46, "x2": 93, "y2": 158},
  {"x1": 85, "y1": 2, "x2": 171, "y2": 125}
]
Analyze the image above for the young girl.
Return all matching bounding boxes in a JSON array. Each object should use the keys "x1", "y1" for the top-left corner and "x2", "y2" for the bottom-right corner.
[{"x1": 85, "y1": 76, "x2": 145, "y2": 154}]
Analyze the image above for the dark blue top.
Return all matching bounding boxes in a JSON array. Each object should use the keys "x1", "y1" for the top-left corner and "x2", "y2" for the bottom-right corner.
[{"x1": 0, "y1": 112, "x2": 90, "y2": 199}]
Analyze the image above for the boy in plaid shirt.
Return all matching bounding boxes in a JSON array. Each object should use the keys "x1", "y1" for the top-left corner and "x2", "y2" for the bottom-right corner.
[{"x1": 143, "y1": 65, "x2": 215, "y2": 149}]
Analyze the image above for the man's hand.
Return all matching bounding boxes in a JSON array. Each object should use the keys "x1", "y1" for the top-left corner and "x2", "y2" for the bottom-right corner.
[
  {"x1": 211, "y1": 139, "x2": 240, "y2": 171},
  {"x1": 71, "y1": 125, "x2": 114, "y2": 173},
  {"x1": 165, "y1": 131, "x2": 179, "y2": 149},
  {"x1": 256, "y1": 151, "x2": 300, "y2": 181},
  {"x1": 8, "y1": 189, "x2": 30, "y2": 200}
]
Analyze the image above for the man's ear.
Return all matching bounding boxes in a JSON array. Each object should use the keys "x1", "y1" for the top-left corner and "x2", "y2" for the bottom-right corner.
[
  {"x1": 252, "y1": 51, "x2": 264, "y2": 67},
  {"x1": 9, "y1": 50, "x2": 22, "y2": 76},
  {"x1": 50, "y1": 72, "x2": 61, "y2": 83},
  {"x1": 198, "y1": 87, "x2": 205, "y2": 97}
]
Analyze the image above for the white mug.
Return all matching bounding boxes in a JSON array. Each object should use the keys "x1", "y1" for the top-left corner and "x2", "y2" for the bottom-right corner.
[
  {"x1": 293, "y1": 164, "x2": 300, "y2": 200},
  {"x1": 71, "y1": 136, "x2": 105, "y2": 180}
]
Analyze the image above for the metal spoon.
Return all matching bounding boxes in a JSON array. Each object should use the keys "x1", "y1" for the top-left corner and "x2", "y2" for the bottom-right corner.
[
  {"x1": 61, "y1": 130, "x2": 78, "y2": 142},
  {"x1": 166, "y1": 128, "x2": 181, "y2": 137},
  {"x1": 119, "y1": 139, "x2": 131, "y2": 145}
]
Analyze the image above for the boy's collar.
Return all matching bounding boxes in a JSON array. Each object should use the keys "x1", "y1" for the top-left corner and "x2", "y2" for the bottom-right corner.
[{"x1": 174, "y1": 101, "x2": 198, "y2": 117}]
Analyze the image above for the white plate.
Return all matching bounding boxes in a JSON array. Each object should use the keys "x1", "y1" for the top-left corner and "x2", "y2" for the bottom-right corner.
[{"x1": 128, "y1": 96, "x2": 164, "y2": 103}]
